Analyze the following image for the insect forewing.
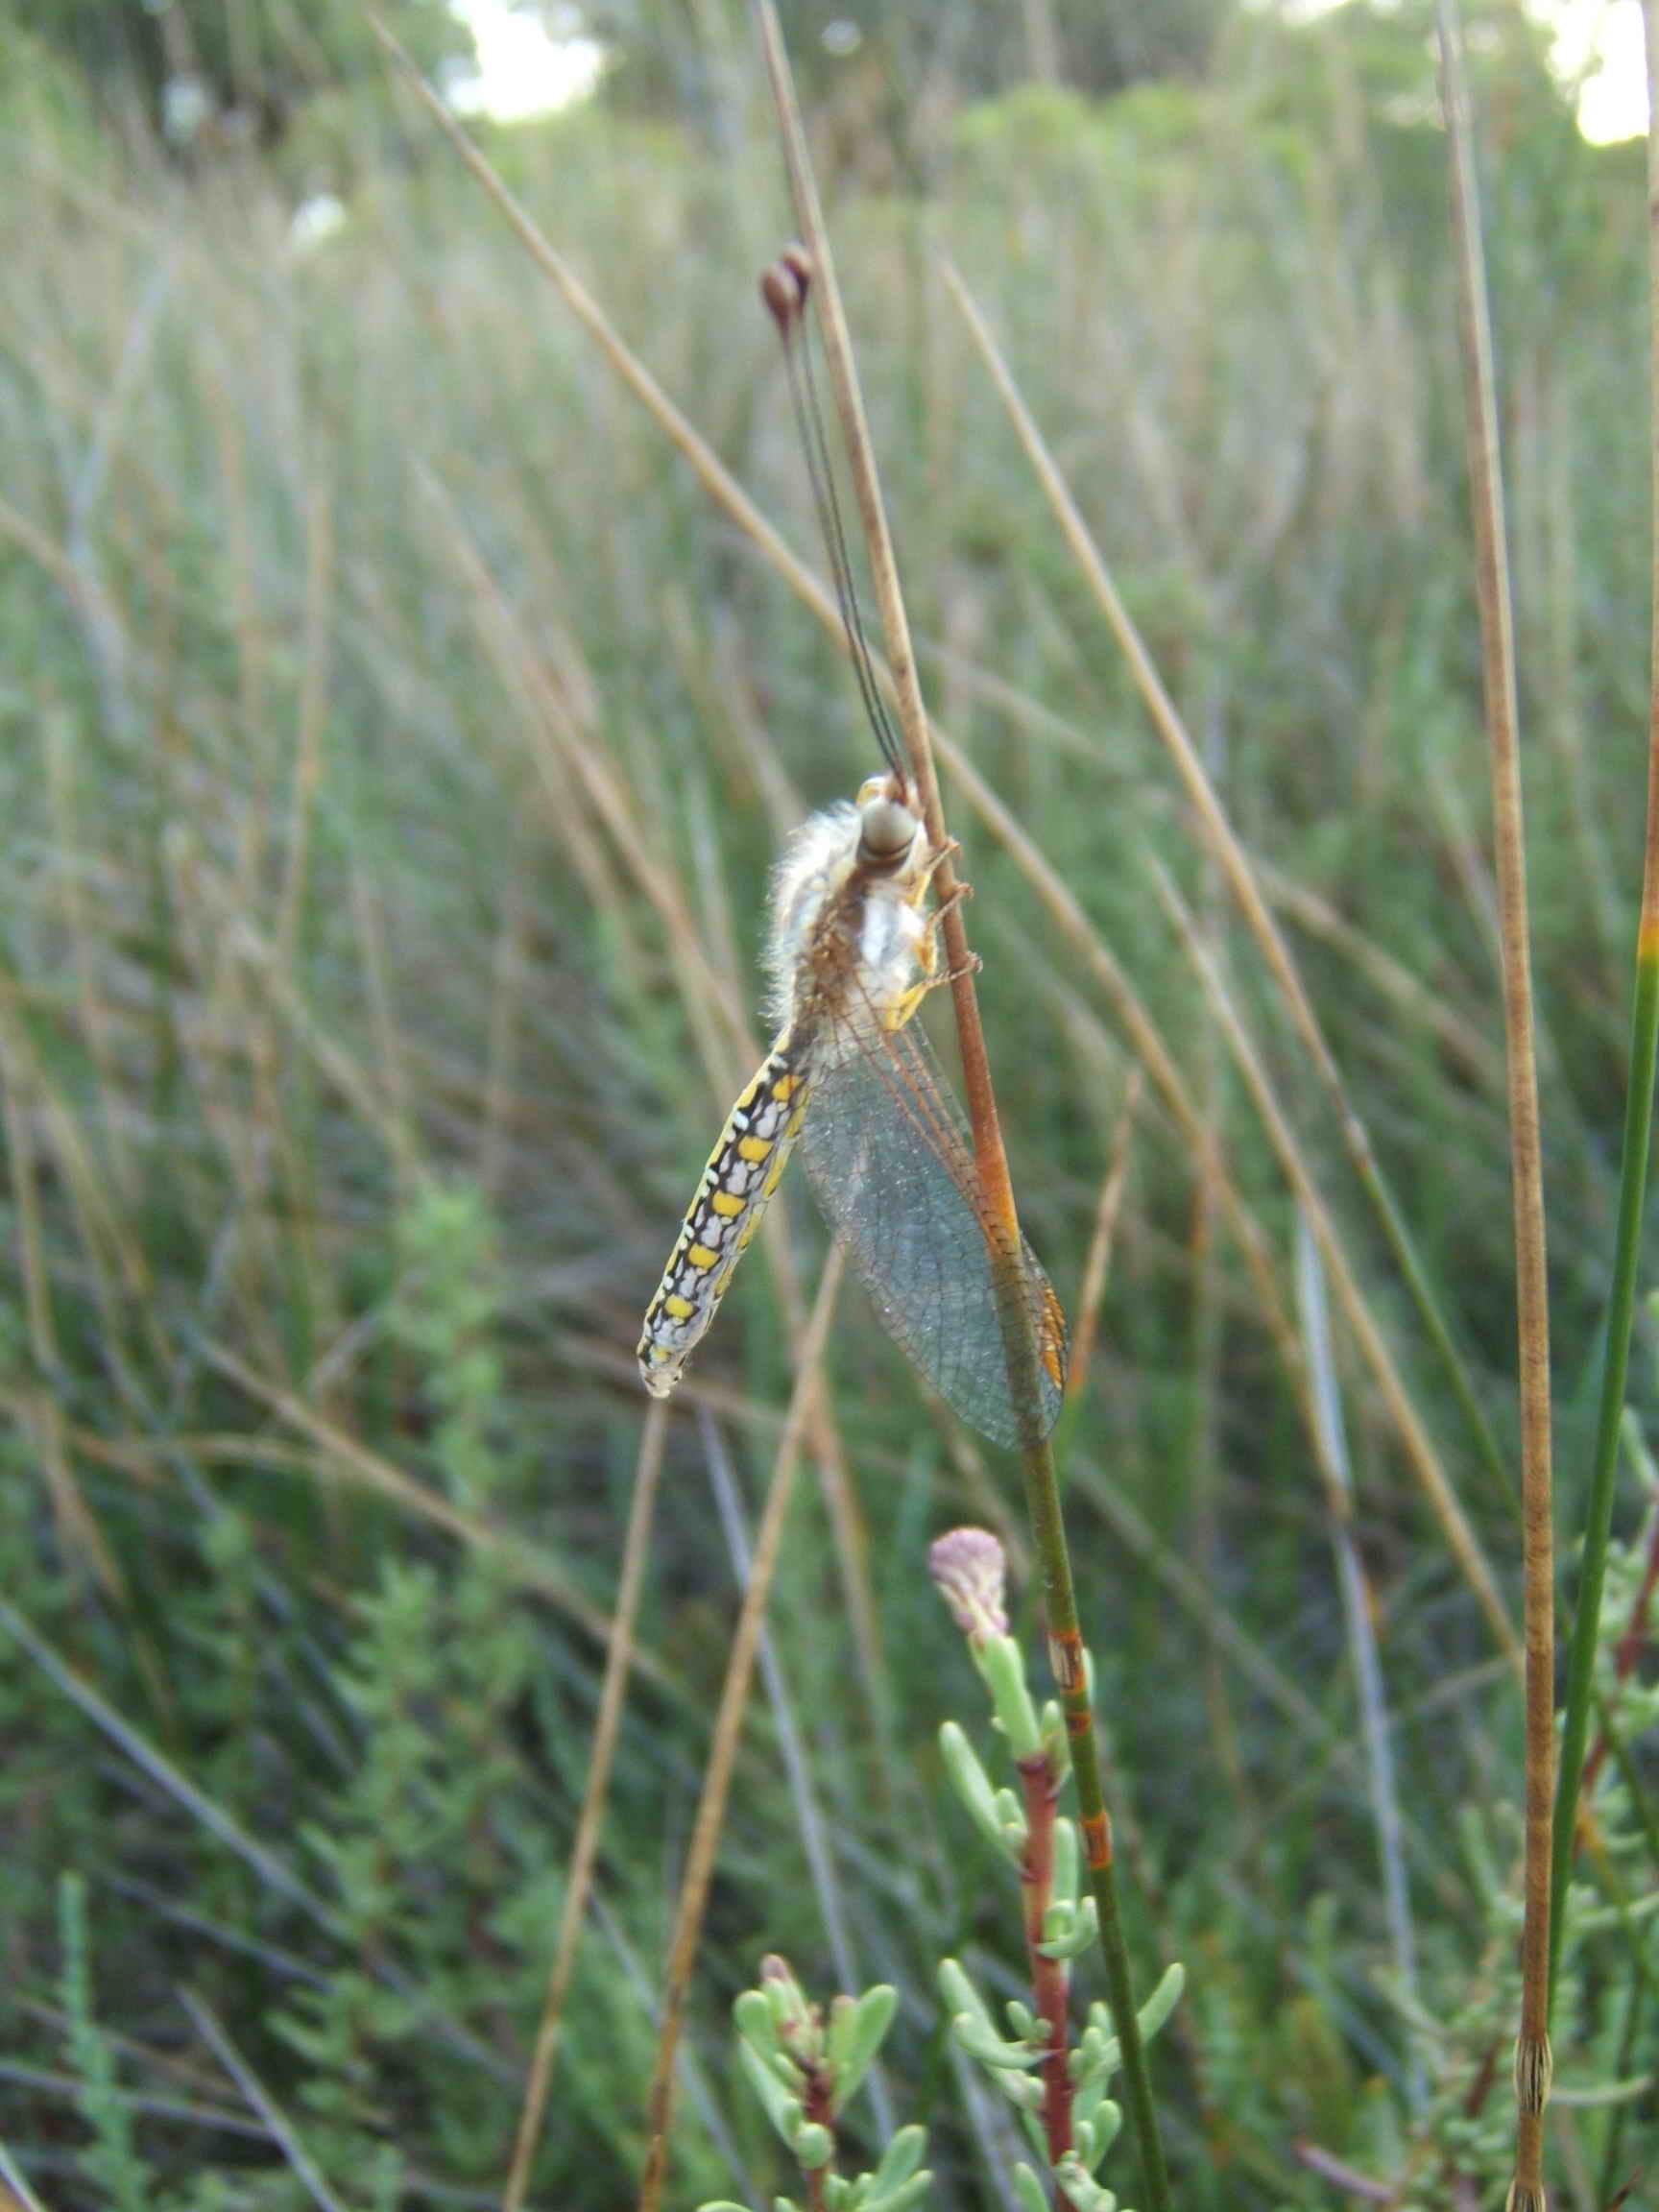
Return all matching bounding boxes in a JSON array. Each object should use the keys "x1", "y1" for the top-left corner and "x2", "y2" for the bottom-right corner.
[{"x1": 796, "y1": 1014, "x2": 1067, "y2": 1448}]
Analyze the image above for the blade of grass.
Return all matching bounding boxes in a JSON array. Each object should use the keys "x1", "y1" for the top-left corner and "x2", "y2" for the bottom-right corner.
[
  {"x1": 1256, "y1": 856, "x2": 1501, "y2": 1093},
  {"x1": 1548, "y1": 0, "x2": 1659, "y2": 2021},
  {"x1": 1436, "y1": 8, "x2": 1555, "y2": 2200},
  {"x1": 0, "y1": 2062, "x2": 266, "y2": 2149},
  {"x1": 1155, "y1": 863, "x2": 1521, "y2": 1668},
  {"x1": 0, "y1": 1595, "x2": 333, "y2": 1927},
  {"x1": 939, "y1": 254, "x2": 1517, "y2": 1523},
  {"x1": 0, "y1": 2138, "x2": 56, "y2": 2212},
  {"x1": 275, "y1": 469, "x2": 333, "y2": 980},
  {"x1": 177, "y1": 1990, "x2": 345, "y2": 2212},
  {"x1": 0, "y1": 1603, "x2": 521, "y2": 2091},
  {"x1": 636, "y1": 1250, "x2": 843, "y2": 2212},
  {"x1": 1295, "y1": 1213, "x2": 1424, "y2": 2113},
  {"x1": 1059, "y1": 1065, "x2": 1142, "y2": 1414},
  {"x1": 199, "y1": 1338, "x2": 626, "y2": 1656},
  {"x1": 701, "y1": 1409, "x2": 896, "y2": 2144},
  {"x1": 501, "y1": 1403, "x2": 667, "y2": 2212}
]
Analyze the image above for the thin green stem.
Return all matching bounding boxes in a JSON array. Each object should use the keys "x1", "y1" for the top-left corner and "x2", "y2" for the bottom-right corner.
[
  {"x1": 1006, "y1": 1406, "x2": 1173, "y2": 2211},
  {"x1": 1549, "y1": 0, "x2": 1659, "y2": 2018},
  {"x1": 1550, "y1": 960, "x2": 1659, "y2": 2011}
]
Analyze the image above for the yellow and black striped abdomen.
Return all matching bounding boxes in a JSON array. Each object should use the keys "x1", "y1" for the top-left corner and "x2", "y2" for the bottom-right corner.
[{"x1": 637, "y1": 1043, "x2": 811, "y2": 1400}]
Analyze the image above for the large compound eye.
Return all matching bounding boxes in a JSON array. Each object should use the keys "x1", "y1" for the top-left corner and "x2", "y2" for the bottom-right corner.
[{"x1": 858, "y1": 795, "x2": 917, "y2": 868}]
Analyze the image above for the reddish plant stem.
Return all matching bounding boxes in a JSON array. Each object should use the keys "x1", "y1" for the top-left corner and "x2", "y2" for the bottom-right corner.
[
  {"x1": 801, "y1": 2067, "x2": 835, "y2": 2212},
  {"x1": 1017, "y1": 1752, "x2": 1074, "y2": 2177}
]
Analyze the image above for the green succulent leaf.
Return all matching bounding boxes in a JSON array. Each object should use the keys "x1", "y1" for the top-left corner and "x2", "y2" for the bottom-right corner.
[
  {"x1": 737, "y1": 2035, "x2": 805, "y2": 2148},
  {"x1": 1052, "y1": 1814, "x2": 1079, "y2": 1906},
  {"x1": 858, "y1": 2169, "x2": 933, "y2": 2212},
  {"x1": 870, "y1": 2126, "x2": 927, "y2": 2192},
  {"x1": 979, "y1": 1634, "x2": 1042, "y2": 1758},
  {"x1": 735, "y1": 1987, "x2": 780, "y2": 2053},
  {"x1": 1078, "y1": 1961, "x2": 1186, "y2": 2080},
  {"x1": 829, "y1": 1984, "x2": 898, "y2": 2115},
  {"x1": 939, "y1": 1720, "x2": 1025, "y2": 1863},
  {"x1": 793, "y1": 2121, "x2": 834, "y2": 2170},
  {"x1": 937, "y1": 1957, "x2": 995, "y2": 2036},
  {"x1": 1052, "y1": 2157, "x2": 1116, "y2": 2211},
  {"x1": 1073, "y1": 2095, "x2": 1121, "y2": 2172},
  {"x1": 950, "y1": 2010, "x2": 1042, "y2": 2070},
  {"x1": 993, "y1": 1787, "x2": 1027, "y2": 1845},
  {"x1": 763, "y1": 1959, "x2": 813, "y2": 2039},
  {"x1": 865, "y1": 2177, "x2": 931, "y2": 2212},
  {"x1": 1138, "y1": 1960, "x2": 1186, "y2": 2043},
  {"x1": 1037, "y1": 1895, "x2": 1099, "y2": 1960},
  {"x1": 1012, "y1": 2162, "x2": 1049, "y2": 2212}
]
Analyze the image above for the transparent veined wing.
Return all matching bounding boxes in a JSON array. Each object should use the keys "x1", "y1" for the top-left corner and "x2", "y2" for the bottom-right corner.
[{"x1": 796, "y1": 1011, "x2": 1068, "y2": 1448}]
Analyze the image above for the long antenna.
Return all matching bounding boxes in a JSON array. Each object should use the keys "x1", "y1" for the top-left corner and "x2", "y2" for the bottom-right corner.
[{"x1": 761, "y1": 248, "x2": 907, "y2": 788}]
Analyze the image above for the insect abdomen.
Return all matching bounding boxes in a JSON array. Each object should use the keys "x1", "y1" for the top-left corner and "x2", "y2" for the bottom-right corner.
[{"x1": 637, "y1": 1044, "x2": 810, "y2": 1399}]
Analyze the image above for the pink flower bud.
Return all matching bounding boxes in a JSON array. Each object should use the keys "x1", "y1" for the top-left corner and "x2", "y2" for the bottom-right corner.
[{"x1": 927, "y1": 1526, "x2": 1008, "y2": 1645}]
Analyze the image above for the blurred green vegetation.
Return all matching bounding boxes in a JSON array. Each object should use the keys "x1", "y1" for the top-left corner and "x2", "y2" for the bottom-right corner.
[
  {"x1": 15, "y1": 0, "x2": 468, "y2": 145},
  {"x1": 1, "y1": 3, "x2": 1654, "y2": 2208}
]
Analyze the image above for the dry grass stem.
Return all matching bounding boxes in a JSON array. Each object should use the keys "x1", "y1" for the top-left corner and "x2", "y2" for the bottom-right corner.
[
  {"x1": 503, "y1": 1404, "x2": 668, "y2": 2212},
  {"x1": 201, "y1": 1340, "x2": 624, "y2": 1652},
  {"x1": 276, "y1": 472, "x2": 334, "y2": 978},
  {"x1": 1156, "y1": 866, "x2": 1521, "y2": 1666},
  {"x1": 1066, "y1": 1066, "x2": 1142, "y2": 1407},
  {"x1": 941, "y1": 255, "x2": 1511, "y2": 1506},
  {"x1": 179, "y1": 1990, "x2": 346, "y2": 2212},
  {"x1": 636, "y1": 1250, "x2": 845, "y2": 2212},
  {"x1": 1296, "y1": 1215, "x2": 1425, "y2": 2109},
  {"x1": 1435, "y1": 5, "x2": 1555, "y2": 2198},
  {"x1": 1258, "y1": 857, "x2": 1500, "y2": 1091}
]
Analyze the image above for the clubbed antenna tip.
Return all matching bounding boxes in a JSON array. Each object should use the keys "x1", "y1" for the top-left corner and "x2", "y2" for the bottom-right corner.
[
  {"x1": 759, "y1": 244, "x2": 812, "y2": 333},
  {"x1": 758, "y1": 238, "x2": 905, "y2": 786}
]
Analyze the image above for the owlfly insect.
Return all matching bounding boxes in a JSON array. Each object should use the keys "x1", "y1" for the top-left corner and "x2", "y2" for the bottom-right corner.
[{"x1": 637, "y1": 251, "x2": 1067, "y2": 1447}]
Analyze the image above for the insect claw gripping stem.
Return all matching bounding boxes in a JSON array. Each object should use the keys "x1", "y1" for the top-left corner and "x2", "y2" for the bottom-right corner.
[{"x1": 935, "y1": 950, "x2": 984, "y2": 992}]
